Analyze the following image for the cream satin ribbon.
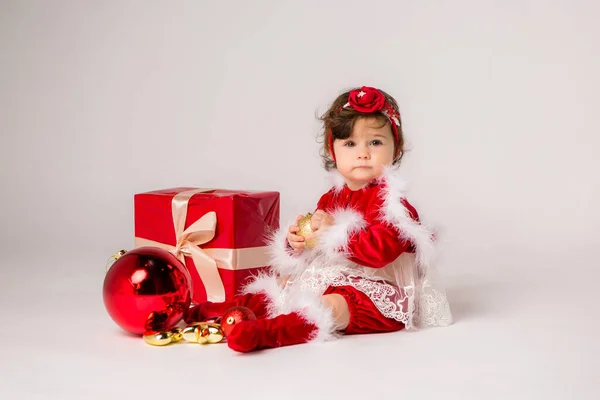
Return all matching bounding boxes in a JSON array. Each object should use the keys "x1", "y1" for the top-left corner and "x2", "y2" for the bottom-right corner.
[{"x1": 134, "y1": 188, "x2": 270, "y2": 302}]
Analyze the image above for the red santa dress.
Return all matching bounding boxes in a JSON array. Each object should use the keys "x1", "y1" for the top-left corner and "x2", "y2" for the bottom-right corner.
[{"x1": 186, "y1": 166, "x2": 452, "y2": 351}]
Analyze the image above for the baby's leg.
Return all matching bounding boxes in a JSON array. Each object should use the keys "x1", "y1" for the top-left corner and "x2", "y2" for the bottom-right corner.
[
  {"x1": 321, "y1": 294, "x2": 350, "y2": 330},
  {"x1": 225, "y1": 286, "x2": 403, "y2": 353},
  {"x1": 323, "y1": 286, "x2": 404, "y2": 334},
  {"x1": 225, "y1": 293, "x2": 343, "y2": 353}
]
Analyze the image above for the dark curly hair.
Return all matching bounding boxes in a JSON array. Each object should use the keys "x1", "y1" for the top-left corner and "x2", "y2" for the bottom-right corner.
[{"x1": 317, "y1": 87, "x2": 405, "y2": 171}]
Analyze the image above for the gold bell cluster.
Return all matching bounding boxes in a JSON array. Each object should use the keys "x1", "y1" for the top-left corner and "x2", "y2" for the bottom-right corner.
[{"x1": 143, "y1": 322, "x2": 224, "y2": 346}]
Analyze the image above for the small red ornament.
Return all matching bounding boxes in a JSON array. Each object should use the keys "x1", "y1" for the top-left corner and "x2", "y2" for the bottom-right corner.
[
  {"x1": 221, "y1": 306, "x2": 257, "y2": 337},
  {"x1": 103, "y1": 247, "x2": 192, "y2": 335}
]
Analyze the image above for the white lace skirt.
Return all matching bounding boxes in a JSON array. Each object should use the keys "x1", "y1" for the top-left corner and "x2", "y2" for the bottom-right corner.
[{"x1": 281, "y1": 257, "x2": 452, "y2": 330}]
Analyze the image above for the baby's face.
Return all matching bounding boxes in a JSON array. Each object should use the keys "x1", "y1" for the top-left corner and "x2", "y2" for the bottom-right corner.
[{"x1": 333, "y1": 116, "x2": 395, "y2": 190}]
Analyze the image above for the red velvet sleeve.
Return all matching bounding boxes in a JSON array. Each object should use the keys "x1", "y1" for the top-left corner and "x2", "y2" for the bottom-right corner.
[
  {"x1": 346, "y1": 199, "x2": 419, "y2": 269},
  {"x1": 315, "y1": 191, "x2": 331, "y2": 211}
]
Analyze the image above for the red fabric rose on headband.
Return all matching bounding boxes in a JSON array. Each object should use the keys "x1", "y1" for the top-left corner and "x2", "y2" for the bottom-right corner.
[{"x1": 346, "y1": 86, "x2": 386, "y2": 113}]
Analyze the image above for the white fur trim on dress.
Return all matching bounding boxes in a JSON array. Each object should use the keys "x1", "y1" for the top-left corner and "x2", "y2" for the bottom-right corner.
[
  {"x1": 264, "y1": 219, "x2": 315, "y2": 277},
  {"x1": 378, "y1": 165, "x2": 437, "y2": 272},
  {"x1": 315, "y1": 208, "x2": 367, "y2": 260},
  {"x1": 241, "y1": 272, "x2": 283, "y2": 319},
  {"x1": 290, "y1": 291, "x2": 337, "y2": 342},
  {"x1": 327, "y1": 168, "x2": 347, "y2": 193}
]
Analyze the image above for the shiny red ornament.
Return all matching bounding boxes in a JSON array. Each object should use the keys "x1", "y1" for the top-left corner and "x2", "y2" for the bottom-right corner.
[
  {"x1": 103, "y1": 247, "x2": 192, "y2": 335},
  {"x1": 221, "y1": 306, "x2": 257, "y2": 337}
]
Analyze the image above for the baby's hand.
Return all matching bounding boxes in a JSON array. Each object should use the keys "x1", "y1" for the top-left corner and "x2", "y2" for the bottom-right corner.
[
  {"x1": 287, "y1": 214, "x2": 306, "y2": 253},
  {"x1": 310, "y1": 209, "x2": 335, "y2": 232}
]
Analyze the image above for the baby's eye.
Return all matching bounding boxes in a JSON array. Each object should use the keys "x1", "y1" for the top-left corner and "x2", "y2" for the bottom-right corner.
[
  {"x1": 370, "y1": 140, "x2": 383, "y2": 146},
  {"x1": 344, "y1": 141, "x2": 355, "y2": 147}
]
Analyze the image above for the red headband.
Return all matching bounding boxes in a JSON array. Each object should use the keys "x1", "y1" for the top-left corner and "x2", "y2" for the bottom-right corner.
[{"x1": 327, "y1": 86, "x2": 401, "y2": 163}]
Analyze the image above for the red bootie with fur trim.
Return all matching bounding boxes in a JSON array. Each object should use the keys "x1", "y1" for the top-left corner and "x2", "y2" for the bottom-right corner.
[{"x1": 226, "y1": 312, "x2": 318, "y2": 353}]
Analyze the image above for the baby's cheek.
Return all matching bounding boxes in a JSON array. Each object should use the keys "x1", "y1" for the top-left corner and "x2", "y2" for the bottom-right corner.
[{"x1": 373, "y1": 164, "x2": 387, "y2": 175}]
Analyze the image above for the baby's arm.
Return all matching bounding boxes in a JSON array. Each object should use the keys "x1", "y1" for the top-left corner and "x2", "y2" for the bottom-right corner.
[
  {"x1": 314, "y1": 198, "x2": 419, "y2": 269},
  {"x1": 347, "y1": 199, "x2": 419, "y2": 268},
  {"x1": 345, "y1": 221, "x2": 413, "y2": 268}
]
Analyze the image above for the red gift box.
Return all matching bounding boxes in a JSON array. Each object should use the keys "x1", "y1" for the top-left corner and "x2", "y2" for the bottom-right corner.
[{"x1": 134, "y1": 188, "x2": 280, "y2": 303}]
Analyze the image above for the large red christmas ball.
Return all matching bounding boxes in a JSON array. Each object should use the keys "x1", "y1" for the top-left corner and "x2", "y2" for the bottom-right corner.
[
  {"x1": 103, "y1": 247, "x2": 192, "y2": 335},
  {"x1": 221, "y1": 306, "x2": 257, "y2": 337}
]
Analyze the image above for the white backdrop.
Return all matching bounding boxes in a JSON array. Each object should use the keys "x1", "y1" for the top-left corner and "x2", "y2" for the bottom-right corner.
[
  {"x1": 2, "y1": 0, "x2": 599, "y2": 269},
  {"x1": 1, "y1": 1, "x2": 599, "y2": 399}
]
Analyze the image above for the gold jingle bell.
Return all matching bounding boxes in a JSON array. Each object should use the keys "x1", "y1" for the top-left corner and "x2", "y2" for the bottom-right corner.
[
  {"x1": 297, "y1": 213, "x2": 318, "y2": 249},
  {"x1": 181, "y1": 322, "x2": 224, "y2": 344},
  {"x1": 143, "y1": 328, "x2": 183, "y2": 346}
]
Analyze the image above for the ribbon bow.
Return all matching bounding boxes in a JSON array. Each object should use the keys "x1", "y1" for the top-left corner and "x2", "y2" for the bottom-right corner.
[{"x1": 135, "y1": 189, "x2": 226, "y2": 302}]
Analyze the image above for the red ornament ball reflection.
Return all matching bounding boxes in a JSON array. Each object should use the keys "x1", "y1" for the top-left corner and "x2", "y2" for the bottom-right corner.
[{"x1": 102, "y1": 247, "x2": 192, "y2": 335}]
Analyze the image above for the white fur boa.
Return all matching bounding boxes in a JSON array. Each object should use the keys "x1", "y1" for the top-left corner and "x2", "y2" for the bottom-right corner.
[{"x1": 377, "y1": 165, "x2": 437, "y2": 273}]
